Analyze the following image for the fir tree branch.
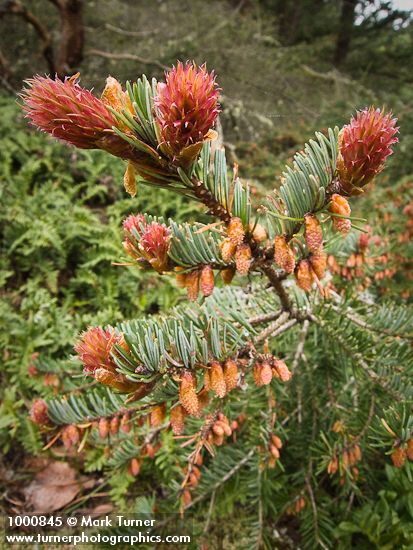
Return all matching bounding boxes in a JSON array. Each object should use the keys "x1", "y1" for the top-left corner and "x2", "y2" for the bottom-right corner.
[
  {"x1": 249, "y1": 310, "x2": 283, "y2": 326},
  {"x1": 203, "y1": 490, "x2": 216, "y2": 536},
  {"x1": 292, "y1": 320, "x2": 309, "y2": 424},
  {"x1": 305, "y1": 475, "x2": 329, "y2": 550},
  {"x1": 352, "y1": 395, "x2": 376, "y2": 445},
  {"x1": 255, "y1": 468, "x2": 264, "y2": 550},
  {"x1": 260, "y1": 318, "x2": 298, "y2": 344},
  {"x1": 84, "y1": 49, "x2": 167, "y2": 70},
  {"x1": 191, "y1": 176, "x2": 232, "y2": 223},
  {"x1": 330, "y1": 301, "x2": 413, "y2": 340},
  {"x1": 292, "y1": 319, "x2": 310, "y2": 371},
  {"x1": 314, "y1": 317, "x2": 402, "y2": 401},
  {"x1": 185, "y1": 447, "x2": 256, "y2": 510},
  {"x1": 259, "y1": 264, "x2": 293, "y2": 312},
  {"x1": 254, "y1": 312, "x2": 293, "y2": 344},
  {"x1": 304, "y1": 387, "x2": 330, "y2": 550}
]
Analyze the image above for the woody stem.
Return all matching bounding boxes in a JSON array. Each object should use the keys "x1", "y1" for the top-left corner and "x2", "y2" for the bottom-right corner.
[
  {"x1": 191, "y1": 177, "x2": 232, "y2": 223},
  {"x1": 192, "y1": 176, "x2": 294, "y2": 313},
  {"x1": 259, "y1": 263, "x2": 294, "y2": 312}
]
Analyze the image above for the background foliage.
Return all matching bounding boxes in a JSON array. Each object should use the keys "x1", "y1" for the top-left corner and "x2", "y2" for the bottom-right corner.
[{"x1": 1, "y1": 1, "x2": 413, "y2": 548}]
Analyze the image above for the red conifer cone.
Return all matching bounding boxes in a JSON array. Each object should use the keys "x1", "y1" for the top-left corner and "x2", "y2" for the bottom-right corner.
[
  {"x1": 138, "y1": 222, "x2": 171, "y2": 273},
  {"x1": 110, "y1": 416, "x2": 120, "y2": 435},
  {"x1": 337, "y1": 107, "x2": 398, "y2": 195},
  {"x1": 253, "y1": 360, "x2": 272, "y2": 387},
  {"x1": 21, "y1": 74, "x2": 132, "y2": 159},
  {"x1": 74, "y1": 326, "x2": 122, "y2": 374},
  {"x1": 272, "y1": 359, "x2": 292, "y2": 382},
  {"x1": 98, "y1": 417, "x2": 109, "y2": 439},
  {"x1": 62, "y1": 425, "x2": 80, "y2": 449},
  {"x1": 261, "y1": 361, "x2": 273, "y2": 385},
  {"x1": 151, "y1": 404, "x2": 166, "y2": 427},
  {"x1": 29, "y1": 399, "x2": 49, "y2": 426},
  {"x1": 271, "y1": 434, "x2": 283, "y2": 449},
  {"x1": 220, "y1": 238, "x2": 237, "y2": 263},
  {"x1": 120, "y1": 413, "x2": 131, "y2": 433},
  {"x1": 154, "y1": 62, "x2": 220, "y2": 157},
  {"x1": 129, "y1": 458, "x2": 141, "y2": 476},
  {"x1": 123, "y1": 215, "x2": 171, "y2": 273},
  {"x1": 185, "y1": 271, "x2": 200, "y2": 302}
]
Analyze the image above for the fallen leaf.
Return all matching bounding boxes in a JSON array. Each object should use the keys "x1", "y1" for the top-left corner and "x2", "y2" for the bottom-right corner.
[{"x1": 24, "y1": 461, "x2": 81, "y2": 513}]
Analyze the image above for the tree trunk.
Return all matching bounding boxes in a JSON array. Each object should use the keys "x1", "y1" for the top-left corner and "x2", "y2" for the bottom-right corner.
[
  {"x1": 1, "y1": 0, "x2": 56, "y2": 74},
  {"x1": 0, "y1": 47, "x2": 15, "y2": 92},
  {"x1": 54, "y1": 0, "x2": 84, "y2": 77},
  {"x1": 275, "y1": 0, "x2": 300, "y2": 45},
  {"x1": 334, "y1": 0, "x2": 358, "y2": 67}
]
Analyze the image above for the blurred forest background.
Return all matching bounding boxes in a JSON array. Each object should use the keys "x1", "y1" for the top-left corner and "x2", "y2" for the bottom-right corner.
[{"x1": 1, "y1": 0, "x2": 413, "y2": 548}]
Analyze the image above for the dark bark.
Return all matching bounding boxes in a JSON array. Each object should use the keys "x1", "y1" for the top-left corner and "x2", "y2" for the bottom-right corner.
[
  {"x1": 274, "y1": 0, "x2": 302, "y2": 45},
  {"x1": 272, "y1": 0, "x2": 325, "y2": 45},
  {"x1": 0, "y1": 47, "x2": 16, "y2": 93},
  {"x1": 334, "y1": 0, "x2": 358, "y2": 66},
  {"x1": 1, "y1": 0, "x2": 84, "y2": 78},
  {"x1": 0, "y1": 0, "x2": 56, "y2": 73},
  {"x1": 51, "y1": 0, "x2": 84, "y2": 77}
]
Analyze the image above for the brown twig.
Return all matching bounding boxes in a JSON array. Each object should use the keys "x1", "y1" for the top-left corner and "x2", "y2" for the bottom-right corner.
[
  {"x1": 0, "y1": 47, "x2": 15, "y2": 93},
  {"x1": 104, "y1": 23, "x2": 158, "y2": 38},
  {"x1": 305, "y1": 475, "x2": 329, "y2": 550},
  {"x1": 84, "y1": 49, "x2": 168, "y2": 71},
  {"x1": 259, "y1": 263, "x2": 293, "y2": 312},
  {"x1": 1, "y1": 0, "x2": 55, "y2": 73},
  {"x1": 292, "y1": 319, "x2": 309, "y2": 371},
  {"x1": 191, "y1": 177, "x2": 232, "y2": 222},
  {"x1": 352, "y1": 395, "x2": 376, "y2": 446},
  {"x1": 185, "y1": 447, "x2": 255, "y2": 510},
  {"x1": 255, "y1": 314, "x2": 297, "y2": 344},
  {"x1": 249, "y1": 309, "x2": 283, "y2": 326}
]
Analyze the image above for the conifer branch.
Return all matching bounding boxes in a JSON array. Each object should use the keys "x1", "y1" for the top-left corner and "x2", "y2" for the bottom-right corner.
[
  {"x1": 305, "y1": 475, "x2": 329, "y2": 550},
  {"x1": 184, "y1": 448, "x2": 256, "y2": 510},
  {"x1": 249, "y1": 310, "x2": 283, "y2": 326},
  {"x1": 292, "y1": 319, "x2": 310, "y2": 372},
  {"x1": 314, "y1": 317, "x2": 403, "y2": 401},
  {"x1": 20, "y1": 62, "x2": 407, "y2": 536},
  {"x1": 191, "y1": 176, "x2": 232, "y2": 223},
  {"x1": 259, "y1": 264, "x2": 293, "y2": 312},
  {"x1": 352, "y1": 395, "x2": 376, "y2": 445},
  {"x1": 255, "y1": 313, "x2": 297, "y2": 344},
  {"x1": 330, "y1": 299, "x2": 413, "y2": 340}
]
